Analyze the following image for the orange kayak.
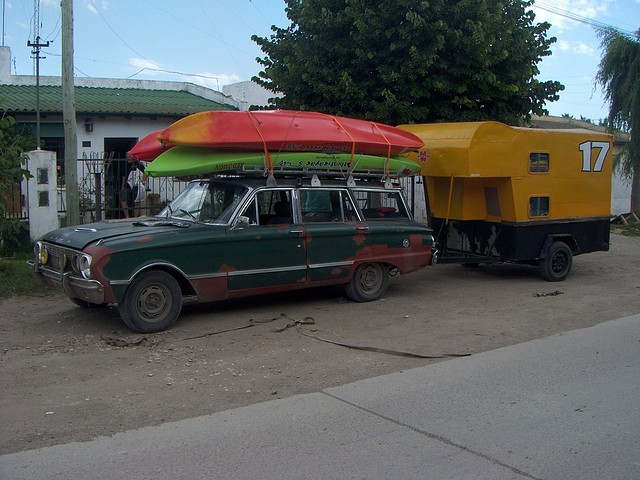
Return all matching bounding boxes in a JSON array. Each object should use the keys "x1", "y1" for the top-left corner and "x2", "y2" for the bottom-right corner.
[
  {"x1": 128, "y1": 130, "x2": 174, "y2": 161},
  {"x1": 157, "y1": 110, "x2": 424, "y2": 156}
]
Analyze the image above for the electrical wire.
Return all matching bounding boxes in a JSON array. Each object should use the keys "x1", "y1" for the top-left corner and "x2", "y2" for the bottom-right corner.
[
  {"x1": 534, "y1": 1, "x2": 637, "y2": 38},
  {"x1": 86, "y1": 0, "x2": 159, "y2": 68}
]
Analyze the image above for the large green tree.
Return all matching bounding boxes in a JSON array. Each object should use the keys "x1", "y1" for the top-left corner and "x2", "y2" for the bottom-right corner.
[
  {"x1": 252, "y1": 0, "x2": 563, "y2": 125},
  {"x1": 596, "y1": 27, "x2": 640, "y2": 216}
]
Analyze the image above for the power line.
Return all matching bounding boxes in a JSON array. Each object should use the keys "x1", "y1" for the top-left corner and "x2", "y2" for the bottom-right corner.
[
  {"x1": 534, "y1": 1, "x2": 637, "y2": 38},
  {"x1": 87, "y1": 0, "x2": 159, "y2": 68},
  {"x1": 126, "y1": 66, "x2": 222, "y2": 90}
]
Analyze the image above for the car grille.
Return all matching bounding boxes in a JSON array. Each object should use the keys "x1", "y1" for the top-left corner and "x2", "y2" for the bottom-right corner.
[{"x1": 43, "y1": 243, "x2": 78, "y2": 273}]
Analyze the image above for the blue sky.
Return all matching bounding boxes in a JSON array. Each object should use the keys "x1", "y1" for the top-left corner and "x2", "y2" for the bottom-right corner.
[{"x1": 2, "y1": 0, "x2": 639, "y2": 122}]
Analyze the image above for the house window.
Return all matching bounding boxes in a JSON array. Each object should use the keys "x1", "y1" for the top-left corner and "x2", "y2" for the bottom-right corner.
[
  {"x1": 529, "y1": 196, "x2": 549, "y2": 217},
  {"x1": 529, "y1": 152, "x2": 549, "y2": 173}
]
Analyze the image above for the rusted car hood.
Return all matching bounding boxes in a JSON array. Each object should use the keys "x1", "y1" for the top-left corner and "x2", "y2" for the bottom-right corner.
[{"x1": 41, "y1": 218, "x2": 191, "y2": 250}]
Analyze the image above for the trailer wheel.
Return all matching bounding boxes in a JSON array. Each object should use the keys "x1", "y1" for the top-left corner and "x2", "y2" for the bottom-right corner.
[
  {"x1": 539, "y1": 242, "x2": 572, "y2": 282},
  {"x1": 118, "y1": 270, "x2": 183, "y2": 333},
  {"x1": 345, "y1": 263, "x2": 389, "y2": 302}
]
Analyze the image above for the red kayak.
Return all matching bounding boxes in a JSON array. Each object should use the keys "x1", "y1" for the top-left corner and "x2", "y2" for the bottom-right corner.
[
  {"x1": 157, "y1": 110, "x2": 424, "y2": 156},
  {"x1": 128, "y1": 130, "x2": 174, "y2": 161}
]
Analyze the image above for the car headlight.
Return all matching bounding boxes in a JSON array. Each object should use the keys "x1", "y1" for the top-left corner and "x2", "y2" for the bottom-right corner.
[
  {"x1": 35, "y1": 241, "x2": 48, "y2": 265},
  {"x1": 79, "y1": 253, "x2": 92, "y2": 279}
]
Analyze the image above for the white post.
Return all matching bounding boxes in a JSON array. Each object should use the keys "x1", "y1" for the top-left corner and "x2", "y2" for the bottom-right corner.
[{"x1": 25, "y1": 150, "x2": 59, "y2": 240}]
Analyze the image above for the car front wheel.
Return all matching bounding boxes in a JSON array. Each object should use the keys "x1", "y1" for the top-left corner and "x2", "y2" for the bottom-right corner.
[
  {"x1": 345, "y1": 262, "x2": 390, "y2": 302},
  {"x1": 118, "y1": 270, "x2": 183, "y2": 333}
]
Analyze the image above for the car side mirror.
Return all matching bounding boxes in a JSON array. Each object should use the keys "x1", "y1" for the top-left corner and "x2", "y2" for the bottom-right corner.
[{"x1": 232, "y1": 215, "x2": 250, "y2": 229}]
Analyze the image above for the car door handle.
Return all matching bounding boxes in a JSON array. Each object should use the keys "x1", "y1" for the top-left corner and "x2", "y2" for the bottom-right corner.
[
  {"x1": 289, "y1": 229, "x2": 305, "y2": 236},
  {"x1": 356, "y1": 226, "x2": 370, "y2": 233}
]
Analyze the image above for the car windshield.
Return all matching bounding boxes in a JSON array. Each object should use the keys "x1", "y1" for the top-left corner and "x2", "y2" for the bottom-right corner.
[{"x1": 158, "y1": 181, "x2": 248, "y2": 224}]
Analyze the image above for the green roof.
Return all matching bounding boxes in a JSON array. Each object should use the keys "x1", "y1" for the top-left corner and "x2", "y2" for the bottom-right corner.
[{"x1": 0, "y1": 84, "x2": 235, "y2": 117}]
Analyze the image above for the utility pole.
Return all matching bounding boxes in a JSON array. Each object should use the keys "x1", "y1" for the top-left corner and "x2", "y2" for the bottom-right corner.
[
  {"x1": 61, "y1": 0, "x2": 79, "y2": 226},
  {"x1": 27, "y1": 0, "x2": 49, "y2": 148},
  {"x1": 27, "y1": 36, "x2": 49, "y2": 148},
  {"x1": 2, "y1": 0, "x2": 6, "y2": 47}
]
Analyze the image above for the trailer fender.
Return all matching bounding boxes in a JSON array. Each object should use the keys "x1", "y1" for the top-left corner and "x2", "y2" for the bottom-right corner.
[{"x1": 539, "y1": 234, "x2": 579, "y2": 259}]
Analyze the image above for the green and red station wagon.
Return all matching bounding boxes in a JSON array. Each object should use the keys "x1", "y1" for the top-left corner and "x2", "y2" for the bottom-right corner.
[{"x1": 31, "y1": 176, "x2": 434, "y2": 332}]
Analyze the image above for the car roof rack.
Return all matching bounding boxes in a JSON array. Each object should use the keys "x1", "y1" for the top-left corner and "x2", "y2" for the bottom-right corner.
[{"x1": 184, "y1": 165, "x2": 408, "y2": 187}]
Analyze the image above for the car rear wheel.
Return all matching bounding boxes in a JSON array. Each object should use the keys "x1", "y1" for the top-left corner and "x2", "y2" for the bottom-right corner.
[
  {"x1": 118, "y1": 270, "x2": 183, "y2": 333},
  {"x1": 345, "y1": 262, "x2": 390, "y2": 302},
  {"x1": 539, "y1": 241, "x2": 573, "y2": 282}
]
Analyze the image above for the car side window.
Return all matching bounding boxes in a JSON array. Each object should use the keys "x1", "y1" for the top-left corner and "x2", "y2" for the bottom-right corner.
[
  {"x1": 265, "y1": 190, "x2": 293, "y2": 225},
  {"x1": 353, "y1": 190, "x2": 409, "y2": 220},
  {"x1": 300, "y1": 189, "x2": 355, "y2": 223},
  {"x1": 239, "y1": 196, "x2": 260, "y2": 225},
  {"x1": 239, "y1": 189, "x2": 294, "y2": 225}
]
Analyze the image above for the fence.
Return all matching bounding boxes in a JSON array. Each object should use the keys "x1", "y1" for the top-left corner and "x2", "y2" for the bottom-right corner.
[
  {"x1": 5, "y1": 158, "x2": 427, "y2": 227},
  {"x1": 65, "y1": 157, "x2": 190, "y2": 223}
]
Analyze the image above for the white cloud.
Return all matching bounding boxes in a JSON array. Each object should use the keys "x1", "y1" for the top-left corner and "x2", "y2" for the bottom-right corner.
[
  {"x1": 85, "y1": 2, "x2": 98, "y2": 15},
  {"x1": 84, "y1": 0, "x2": 109, "y2": 16},
  {"x1": 573, "y1": 41, "x2": 598, "y2": 57},
  {"x1": 555, "y1": 39, "x2": 598, "y2": 57}
]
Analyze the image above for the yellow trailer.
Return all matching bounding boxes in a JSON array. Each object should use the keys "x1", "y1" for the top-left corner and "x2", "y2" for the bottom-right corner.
[{"x1": 398, "y1": 121, "x2": 613, "y2": 281}]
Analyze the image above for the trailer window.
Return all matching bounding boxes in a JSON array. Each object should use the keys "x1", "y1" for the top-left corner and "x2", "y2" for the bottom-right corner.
[
  {"x1": 529, "y1": 196, "x2": 549, "y2": 217},
  {"x1": 529, "y1": 153, "x2": 549, "y2": 173}
]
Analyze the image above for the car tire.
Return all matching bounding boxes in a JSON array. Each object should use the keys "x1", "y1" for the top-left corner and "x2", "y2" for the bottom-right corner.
[
  {"x1": 344, "y1": 262, "x2": 390, "y2": 302},
  {"x1": 539, "y1": 241, "x2": 573, "y2": 282},
  {"x1": 118, "y1": 270, "x2": 183, "y2": 333}
]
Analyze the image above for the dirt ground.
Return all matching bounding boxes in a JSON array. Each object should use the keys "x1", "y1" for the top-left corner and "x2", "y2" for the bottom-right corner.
[{"x1": 1, "y1": 233, "x2": 639, "y2": 455}]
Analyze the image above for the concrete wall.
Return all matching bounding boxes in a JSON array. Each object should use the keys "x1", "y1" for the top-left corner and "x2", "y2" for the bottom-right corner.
[
  {"x1": 24, "y1": 150, "x2": 59, "y2": 240},
  {"x1": 612, "y1": 169, "x2": 632, "y2": 215},
  {"x1": 223, "y1": 81, "x2": 281, "y2": 110}
]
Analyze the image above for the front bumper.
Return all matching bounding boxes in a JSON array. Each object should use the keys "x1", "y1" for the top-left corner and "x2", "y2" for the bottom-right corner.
[{"x1": 29, "y1": 260, "x2": 105, "y2": 304}]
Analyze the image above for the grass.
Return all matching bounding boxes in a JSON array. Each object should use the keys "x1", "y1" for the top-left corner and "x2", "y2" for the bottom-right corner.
[
  {"x1": 0, "y1": 251, "x2": 51, "y2": 298},
  {"x1": 615, "y1": 223, "x2": 640, "y2": 236},
  {"x1": 611, "y1": 215, "x2": 640, "y2": 237}
]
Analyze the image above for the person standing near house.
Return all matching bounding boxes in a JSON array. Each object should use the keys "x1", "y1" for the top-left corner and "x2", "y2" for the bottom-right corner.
[
  {"x1": 118, "y1": 158, "x2": 134, "y2": 218},
  {"x1": 127, "y1": 158, "x2": 148, "y2": 217}
]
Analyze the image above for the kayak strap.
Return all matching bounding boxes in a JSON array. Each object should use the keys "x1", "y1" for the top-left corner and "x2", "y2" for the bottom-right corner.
[
  {"x1": 330, "y1": 115, "x2": 357, "y2": 174},
  {"x1": 247, "y1": 111, "x2": 274, "y2": 176},
  {"x1": 371, "y1": 122, "x2": 393, "y2": 179}
]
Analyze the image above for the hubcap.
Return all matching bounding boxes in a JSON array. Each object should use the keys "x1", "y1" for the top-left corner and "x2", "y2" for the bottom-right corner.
[
  {"x1": 359, "y1": 265, "x2": 382, "y2": 293},
  {"x1": 552, "y1": 251, "x2": 568, "y2": 273},
  {"x1": 136, "y1": 284, "x2": 171, "y2": 323}
]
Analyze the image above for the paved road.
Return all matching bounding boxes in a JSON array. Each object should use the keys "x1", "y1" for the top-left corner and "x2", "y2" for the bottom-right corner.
[{"x1": 2, "y1": 314, "x2": 639, "y2": 480}]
